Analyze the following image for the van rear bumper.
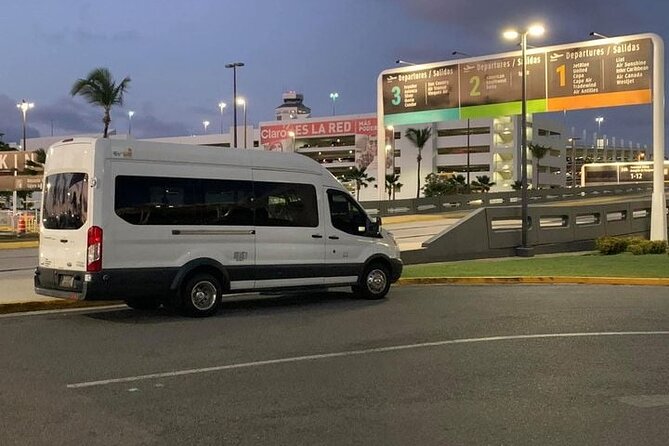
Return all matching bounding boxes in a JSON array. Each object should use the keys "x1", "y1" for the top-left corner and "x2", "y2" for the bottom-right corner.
[{"x1": 34, "y1": 266, "x2": 177, "y2": 301}]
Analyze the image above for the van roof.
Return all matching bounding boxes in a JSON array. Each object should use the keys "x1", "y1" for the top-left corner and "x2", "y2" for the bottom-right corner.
[{"x1": 52, "y1": 137, "x2": 327, "y2": 176}]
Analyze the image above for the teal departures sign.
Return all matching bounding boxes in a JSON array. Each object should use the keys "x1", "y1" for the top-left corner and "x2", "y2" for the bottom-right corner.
[{"x1": 382, "y1": 64, "x2": 460, "y2": 123}]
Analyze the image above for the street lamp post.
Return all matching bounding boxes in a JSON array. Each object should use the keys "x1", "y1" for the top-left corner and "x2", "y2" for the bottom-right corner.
[
  {"x1": 218, "y1": 101, "x2": 227, "y2": 134},
  {"x1": 17, "y1": 100, "x2": 34, "y2": 153},
  {"x1": 504, "y1": 24, "x2": 544, "y2": 257},
  {"x1": 128, "y1": 110, "x2": 135, "y2": 135},
  {"x1": 236, "y1": 98, "x2": 247, "y2": 148},
  {"x1": 15, "y1": 100, "x2": 34, "y2": 218},
  {"x1": 595, "y1": 116, "x2": 604, "y2": 162},
  {"x1": 203, "y1": 120, "x2": 210, "y2": 134},
  {"x1": 329, "y1": 92, "x2": 339, "y2": 116},
  {"x1": 225, "y1": 62, "x2": 244, "y2": 147},
  {"x1": 287, "y1": 131, "x2": 295, "y2": 152},
  {"x1": 568, "y1": 137, "x2": 581, "y2": 187}
]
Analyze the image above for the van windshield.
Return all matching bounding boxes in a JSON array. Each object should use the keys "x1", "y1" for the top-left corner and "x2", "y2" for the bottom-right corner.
[{"x1": 42, "y1": 173, "x2": 88, "y2": 230}]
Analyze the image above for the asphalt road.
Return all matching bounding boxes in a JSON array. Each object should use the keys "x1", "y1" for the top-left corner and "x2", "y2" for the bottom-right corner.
[
  {"x1": 1, "y1": 284, "x2": 668, "y2": 445},
  {"x1": 0, "y1": 247, "x2": 37, "y2": 273}
]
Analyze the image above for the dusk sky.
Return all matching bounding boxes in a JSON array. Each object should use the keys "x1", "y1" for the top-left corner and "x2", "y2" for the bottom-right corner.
[{"x1": 1, "y1": 0, "x2": 668, "y2": 150}]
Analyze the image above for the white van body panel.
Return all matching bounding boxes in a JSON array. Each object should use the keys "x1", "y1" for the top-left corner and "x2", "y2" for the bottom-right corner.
[{"x1": 35, "y1": 137, "x2": 402, "y2": 303}]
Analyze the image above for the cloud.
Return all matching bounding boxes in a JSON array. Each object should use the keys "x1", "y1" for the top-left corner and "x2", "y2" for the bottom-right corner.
[
  {"x1": 0, "y1": 94, "x2": 189, "y2": 143},
  {"x1": 37, "y1": 26, "x2": 141, "y2": 45}
]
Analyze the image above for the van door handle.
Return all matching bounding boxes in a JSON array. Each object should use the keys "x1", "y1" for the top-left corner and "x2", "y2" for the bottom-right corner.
[
  {"x1": 60, "y1": 239, "x2": 68, "y2": 243},
  {"x1": 328, "y1": 236, "x2": 339, "y2": 240},
  {"x1": 311, "y1": 234, "x2": 323, "y2": 239}
]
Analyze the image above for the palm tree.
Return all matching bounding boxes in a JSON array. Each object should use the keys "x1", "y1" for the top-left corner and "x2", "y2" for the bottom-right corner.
[
  {"x1": 70, "y1": 67, "x2": 131, "y2": 138},
  {"x1": 471, "y1": 175, "x2": 496, "y2": 193},
  {"x1": 405, "y1": 127, "x2": 432, "y2": 199},
  {"x1": 385, "y1": 174, "x2": 403, "y2": 200},
  {"x1": 341, "y1": 167, "x2": 375, "y2": 200},
  {"x1": 448, "y1": 174, "x2": 468, "y2": 194},
  {"x1": 24, "y1": 148, "x2": 46, "y2": 175},
  {"x1": 528, "y1": 143, "x2": 550, "y2": 190}
]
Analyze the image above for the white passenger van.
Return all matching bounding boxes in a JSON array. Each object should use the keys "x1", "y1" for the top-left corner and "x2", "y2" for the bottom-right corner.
[{"x1": 35, "y1": 138, "x2": 402, "y2": 316}]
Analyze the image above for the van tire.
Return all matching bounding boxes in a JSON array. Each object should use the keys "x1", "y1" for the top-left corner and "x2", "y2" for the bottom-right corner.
[
  {"x1": 180, "y1": 273, "x2": 222, "y2": 317},
  {"x1": 124, "y1": 297, "x2": 161, "y2": 310},
  {"x1": 354, "y1": 263, "x2": 390, "y2": 300}
]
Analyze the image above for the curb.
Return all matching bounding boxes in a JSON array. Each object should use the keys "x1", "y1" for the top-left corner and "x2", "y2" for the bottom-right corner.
[
  {"x1": 397, "y1": 276, "x2": 669, "y2": 286},
  {"x1": 0, "y1": 299, "x2": 121, "y2": 315},
  {"x1": 0, "y1": 241, "x2": 39, "y2": 250}
]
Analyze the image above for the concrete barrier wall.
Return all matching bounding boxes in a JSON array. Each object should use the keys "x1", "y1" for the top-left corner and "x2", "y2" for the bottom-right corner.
[
  {"x1": 401, "y1": 198, "x2": 666, "y2": 265},
  {"x1": 363, "y1": 184, "x2": 654, "y2": 218}
]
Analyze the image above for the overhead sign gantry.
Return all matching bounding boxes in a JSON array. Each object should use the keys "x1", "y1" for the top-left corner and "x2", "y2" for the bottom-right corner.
[{"x1": 376, "y1": 33, "x2": 666, "y2": 240}]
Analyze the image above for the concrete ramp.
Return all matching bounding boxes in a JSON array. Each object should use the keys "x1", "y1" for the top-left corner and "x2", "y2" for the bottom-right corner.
[{"x1": 383, "y1": 214, "x2": 464, "y2": 252}]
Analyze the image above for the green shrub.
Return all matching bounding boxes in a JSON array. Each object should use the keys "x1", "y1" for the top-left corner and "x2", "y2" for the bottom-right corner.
[
  {"x1": 595, "y1": 236, "x2": 630, "y2": 255},
  {"x1": 625, "y1": 239, "x2": 667, "y2": 255},
  {"x1": 627, "y1": 243, "x2": 646, "y2": 255},
  {"x1": 646, "y1": 240, "x2": 668, "y2": 254}
]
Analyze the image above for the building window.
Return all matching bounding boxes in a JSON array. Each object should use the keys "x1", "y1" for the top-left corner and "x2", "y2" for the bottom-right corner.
[
  {"x1": 437, "y1": 127, "x2": 489, "y2": 137},
  {"x1": 437, "y1": 145, "x2": 490, "y2": 155},
  {"x1": 437, "y1": 164, "x2": 490, "y2": 174}
]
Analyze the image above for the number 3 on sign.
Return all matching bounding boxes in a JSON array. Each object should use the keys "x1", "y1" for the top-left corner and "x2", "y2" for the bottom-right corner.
[{"x1": 391, "y1": 86, "x2": 402, "y2": 105}]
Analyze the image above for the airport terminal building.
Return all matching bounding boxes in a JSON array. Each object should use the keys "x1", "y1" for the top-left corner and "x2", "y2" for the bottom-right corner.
[{"x1": 16, "y1": 92, "x2": 648, "y2": 202}]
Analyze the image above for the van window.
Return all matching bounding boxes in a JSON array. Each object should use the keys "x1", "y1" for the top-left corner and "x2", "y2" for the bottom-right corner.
[
  {"x1": 115, "y1": 176, "x2": 201, "y2": 225},
  {"x1": 114, "y1": 176, "x2": 316, "y2": 227},
  {"x1": 253, "y1": 182, "x2": 318, "y2": 227},
  {"x1": 201, "y1": 179, "x2": 254, "y2": 225},
  {"x1": 42, "y1": 173, "x2": 88, "y2": 230},
  {"x1": 327, "y1": 189, "x2": 368, "y2": 235}
]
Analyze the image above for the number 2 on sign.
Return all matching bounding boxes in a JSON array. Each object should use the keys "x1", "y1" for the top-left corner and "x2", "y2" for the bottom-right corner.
[
  {"x1": 556, "y1": 64, "x2": 566, "y2": 87},
  {"x1": 469, "y1": 76, "x2": 481, "y2": 96}
]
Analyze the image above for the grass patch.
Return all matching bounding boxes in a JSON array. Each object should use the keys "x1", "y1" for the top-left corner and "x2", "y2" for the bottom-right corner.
[{"x1": 403, "y1": 252, "x2": 669, "y2": 278}]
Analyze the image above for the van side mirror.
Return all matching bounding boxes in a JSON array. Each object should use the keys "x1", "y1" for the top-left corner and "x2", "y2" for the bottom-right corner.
[{"x1": 367, "y1": 216, "x2": 382, "y2": 236}]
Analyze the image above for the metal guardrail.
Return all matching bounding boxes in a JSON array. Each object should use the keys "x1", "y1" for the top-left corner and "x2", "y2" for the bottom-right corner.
[{"x1": 361, "y1": 184, "x2": 655, "y2": 217}]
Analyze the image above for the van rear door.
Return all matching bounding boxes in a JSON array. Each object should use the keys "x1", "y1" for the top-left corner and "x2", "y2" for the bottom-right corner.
[{"x1": 39, "y1": 172, "x2": 89, "y2": 272}]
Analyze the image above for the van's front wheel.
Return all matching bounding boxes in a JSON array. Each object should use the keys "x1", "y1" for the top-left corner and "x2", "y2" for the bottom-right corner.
[
  {"x1": 181, "y1": 273, "x2": 222, "y2": 317},
  {"x1": 353, "y1": 263, "x2": 390, "y2": 300}
]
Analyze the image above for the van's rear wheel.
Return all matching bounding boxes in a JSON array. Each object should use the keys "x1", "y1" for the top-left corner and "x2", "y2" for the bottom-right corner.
[
  {"x1": 180, "y1": 273, "x2": 222, "y2": 317},
  {"x1": 353, "y1": 263, "x2": 390, "y2": 300}
]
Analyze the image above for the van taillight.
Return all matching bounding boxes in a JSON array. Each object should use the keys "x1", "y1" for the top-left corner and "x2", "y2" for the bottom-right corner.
[{"x1": 87, "y1": 226, "x2": 103, "y2": 272}]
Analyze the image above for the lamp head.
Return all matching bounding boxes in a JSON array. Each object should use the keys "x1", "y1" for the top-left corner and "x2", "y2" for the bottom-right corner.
[
  {"x1": 503, "y1": 30, "x2": 519, "y2": 40},
  {"x1": 528, "y1": 24, "x2": 545, "y2": 37},
  {"x1": 236, "y1": 98, "x2": 246, "y2": 106}
]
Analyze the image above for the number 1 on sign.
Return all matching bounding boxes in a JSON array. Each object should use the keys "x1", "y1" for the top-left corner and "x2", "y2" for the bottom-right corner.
[{"x1": 556, "y1": 64, "x2": 566, "y2": 87}]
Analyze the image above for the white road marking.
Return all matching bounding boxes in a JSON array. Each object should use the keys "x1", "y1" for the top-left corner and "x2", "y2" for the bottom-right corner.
[
  {"x1": 618, "y1": 395, "x2": 669, "y2": 408},
  {"x1": 67, "y1": 331, "x2": 669, "y2": 389}
]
